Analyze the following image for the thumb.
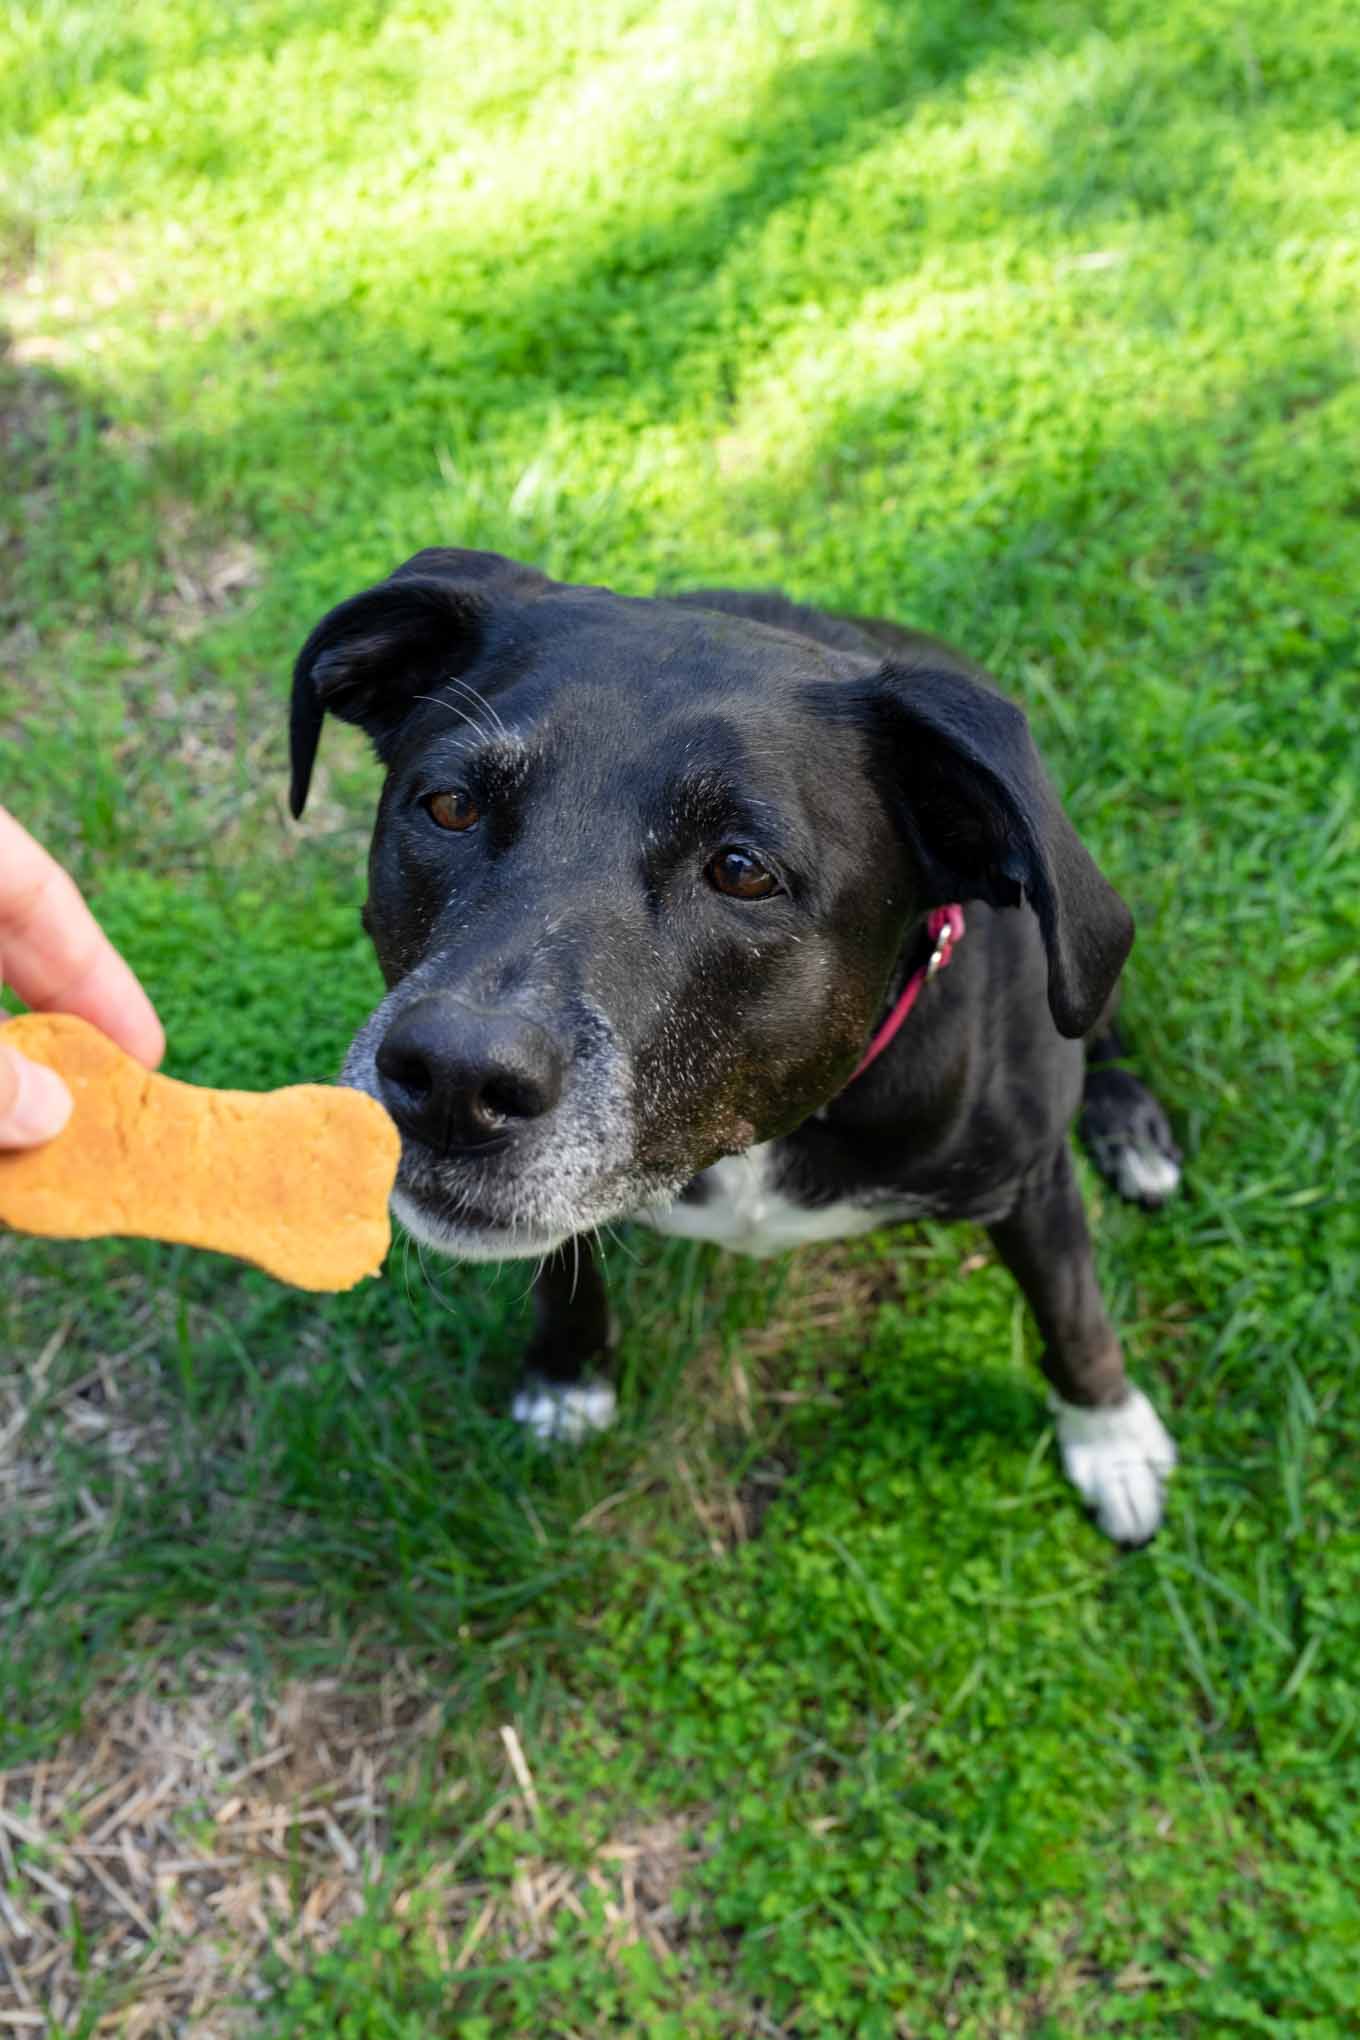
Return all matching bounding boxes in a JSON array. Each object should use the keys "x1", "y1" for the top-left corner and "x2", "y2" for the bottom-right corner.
[{"x1": 0, "y1": 1039, "x2": 73, "y2": 1148}]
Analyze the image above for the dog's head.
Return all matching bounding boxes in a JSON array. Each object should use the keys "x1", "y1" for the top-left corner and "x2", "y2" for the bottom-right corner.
[{"x1": 291, "y1": 549, "x2": 1131, "y2": 1259}]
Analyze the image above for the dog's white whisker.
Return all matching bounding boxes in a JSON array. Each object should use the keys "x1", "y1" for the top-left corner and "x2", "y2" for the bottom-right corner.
[
  {"x1": 454, "y1": 677, "x2": 512, "y2": 743},
  {"x1": 512, "y1": 1255, "x2": 543, "y2": 1307}
]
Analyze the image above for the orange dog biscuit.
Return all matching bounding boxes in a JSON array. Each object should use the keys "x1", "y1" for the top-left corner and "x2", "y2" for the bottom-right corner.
[{"x1": 0, "y1": 1013, "x2": 400, "y2": 1292}]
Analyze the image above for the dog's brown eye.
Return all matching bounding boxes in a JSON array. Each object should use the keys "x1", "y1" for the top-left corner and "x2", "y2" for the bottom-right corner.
[
  {"x1": 706, "y1": 847, "x2": 779, "y2": 900},
  {"x1": 426, "y1": 790, "x2": 480, "y2": 832}
]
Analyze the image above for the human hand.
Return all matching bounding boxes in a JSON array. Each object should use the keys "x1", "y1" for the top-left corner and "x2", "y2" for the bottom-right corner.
[{"x1": 0, "y1": 807, "x2": 164, "y2": 1147}]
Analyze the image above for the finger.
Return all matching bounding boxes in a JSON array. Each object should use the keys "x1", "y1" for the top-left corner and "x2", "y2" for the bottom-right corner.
[
  {"x1": 0, "y1": 808, "x2": 164, "y2": 1068},
  {"x1": 0, "y1": 1038, "x2": 73, "y2": 1147}
]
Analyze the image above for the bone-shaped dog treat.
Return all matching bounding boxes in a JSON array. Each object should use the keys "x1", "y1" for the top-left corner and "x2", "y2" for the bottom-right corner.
[{"x1": 0, "y1": 1013, "x2": 400, "y2": 1291}]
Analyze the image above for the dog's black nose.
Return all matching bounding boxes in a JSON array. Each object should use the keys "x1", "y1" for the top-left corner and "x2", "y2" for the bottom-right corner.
[{"x1": 375, "y1": 995, "x2": 564, "y2": 1151}]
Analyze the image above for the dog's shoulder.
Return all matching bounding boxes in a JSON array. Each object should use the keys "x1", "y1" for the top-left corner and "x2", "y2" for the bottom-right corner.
[
  {"x1": 668, "y1": 588, "x2": 984, "y2": 683},
  {"x1": 666, "y1": 588, "x2": 881, "y2": 660}
]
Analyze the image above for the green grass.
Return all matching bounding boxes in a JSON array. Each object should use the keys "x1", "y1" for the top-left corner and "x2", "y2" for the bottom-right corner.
[{"x1": 2, "y1": 0, "x2": 1359, "y2": 2031}]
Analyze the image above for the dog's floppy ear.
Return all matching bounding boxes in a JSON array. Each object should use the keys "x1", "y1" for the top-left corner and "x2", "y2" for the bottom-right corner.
[
  {"x1": 865, "y1": 663, "x2": 1134, "y2": 1038},
  {"x1": 289, "y1": 549, "x2": 547, "y2": 818}
]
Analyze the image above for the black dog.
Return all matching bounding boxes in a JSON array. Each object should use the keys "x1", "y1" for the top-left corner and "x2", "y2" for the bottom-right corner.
[{"x1": 290, "y1": 549, "x2": 1181, "y2": 1543}]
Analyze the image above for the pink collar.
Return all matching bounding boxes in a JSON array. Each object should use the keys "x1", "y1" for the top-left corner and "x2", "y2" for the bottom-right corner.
[{"x1": 845, "y1": 905, "x2": 965, "y2": 1086}]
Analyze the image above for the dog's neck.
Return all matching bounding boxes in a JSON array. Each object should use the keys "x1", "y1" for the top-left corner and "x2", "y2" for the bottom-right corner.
[{"x1": 843, "y1": 905, "x2": 965, "y2": 1088}]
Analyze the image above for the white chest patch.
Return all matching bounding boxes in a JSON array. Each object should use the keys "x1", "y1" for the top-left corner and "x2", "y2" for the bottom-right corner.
[{"x1": 639, "y1": 1144, "x2": 915, "y2": 1259}]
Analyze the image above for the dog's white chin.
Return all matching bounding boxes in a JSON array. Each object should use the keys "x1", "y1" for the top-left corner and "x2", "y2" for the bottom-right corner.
[{"x1": 391, "y1": 1187, "x2": 574, "y2": 1264}]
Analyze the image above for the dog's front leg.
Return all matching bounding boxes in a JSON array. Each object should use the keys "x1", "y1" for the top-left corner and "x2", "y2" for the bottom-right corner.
[
  {"x1": 986, "y1": 1147, "x2": 1175, "y2": 1545},
  {"x1": 510, "y1": 1237, "x2": 618, "y2": 1445}
]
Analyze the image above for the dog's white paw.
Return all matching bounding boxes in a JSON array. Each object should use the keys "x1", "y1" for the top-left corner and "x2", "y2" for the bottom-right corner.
[
  {"x1": 510, "y1": 1378, "x2": 618, "y2": 1446},
  {"x1": 1052, "y1": 1387, "x2": 1176, "y2": 1545},
  {"x1": 1080, "y1": 1071, "x2": 1182, "y2": 1211},
  {"x1": 1109, "y1": 1143, "x2": 1181, "y2": 1206}
]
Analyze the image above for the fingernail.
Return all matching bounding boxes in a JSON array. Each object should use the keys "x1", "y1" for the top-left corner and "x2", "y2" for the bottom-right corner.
[{"x1": 0, "y1": 1052, "x2": 74, "y2": 1145}]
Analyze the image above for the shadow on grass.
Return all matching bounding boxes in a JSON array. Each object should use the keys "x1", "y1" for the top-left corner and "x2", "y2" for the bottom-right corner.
[
  {"x1": 2, "y1": 1206, "x2": 1056, "y2": 1759},
  {"x1": 45, "y1": 3, "x2": 1204, "y2": 541},
  {"x1": 75, "y1": 1, "x2": 1354, "y2": 556}
]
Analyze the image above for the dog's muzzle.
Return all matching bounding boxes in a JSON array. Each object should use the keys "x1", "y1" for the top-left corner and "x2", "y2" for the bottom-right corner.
[
  {"x1": 341, "y1": 981, "x2": 644, "y2": 1260},
  {"x1": 374, "y1": 992, "x2": 565, "y2": 1155}
]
